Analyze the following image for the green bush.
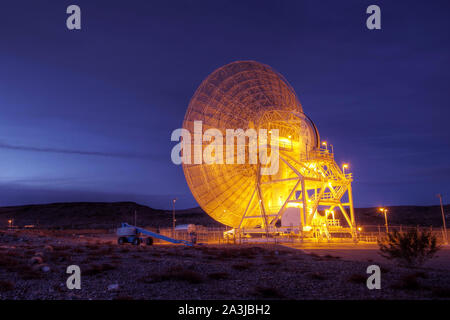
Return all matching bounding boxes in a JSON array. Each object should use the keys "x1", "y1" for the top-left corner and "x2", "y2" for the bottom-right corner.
[{"x1": 378, "y1": 229, "x2": 439, "y2": 267}]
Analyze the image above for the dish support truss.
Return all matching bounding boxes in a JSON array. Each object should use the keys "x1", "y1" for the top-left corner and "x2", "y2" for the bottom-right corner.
[{"x1": 237, "y1": 148, "x2": 356, "y2": 240}]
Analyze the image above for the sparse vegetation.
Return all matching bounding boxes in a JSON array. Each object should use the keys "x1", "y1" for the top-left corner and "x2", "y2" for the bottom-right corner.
[
  {"x1": 232, "y1": 262, "x2": 253, "y2": 271},
  {"x1": 0, "y1": 228, "x2": 449, "y2": 300},
  {"x1": 324, "y1": 254, "x2": 341, "y2": 260},
  {"x1": 378, "y1": 229, "x2": 439, "y2": 267},
  {"x1": 253, "y1": 286, "x2": 284, "y2": 299},
  {"x1": 142, "y1": 266, "x2": 204, "y2": 284},
  {"x1": 207, "y1": 272, "x2": 230, "y2": 280},
  {"x1": 0, "y1": 280, "x2": 15, "y2": 292},
  {"x1": 18, "y1": 266, "x2": 43, "y2": 280},
  {"x1": 84, "y1": 263, "x2": 117, "y2": 276},
  {"x1": 391, "y1": 273, "x2": 423, "y2": 291},
  {"x1": 309, "y1": 272, "x2": 326, "y2": 280},
  {"x1": 347, "y1": 274, "x2": 366, "y2": 284}
]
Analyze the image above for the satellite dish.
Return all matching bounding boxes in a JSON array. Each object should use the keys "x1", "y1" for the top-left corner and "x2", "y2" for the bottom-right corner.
[{"x1": 182, "y1": 61, "x2": 355, "y2": 237}]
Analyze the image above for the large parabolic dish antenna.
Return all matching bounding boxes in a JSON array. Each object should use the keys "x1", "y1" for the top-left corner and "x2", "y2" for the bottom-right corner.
[{"x1": 182, "y1": 61, "x2": 356, "y2": 237}]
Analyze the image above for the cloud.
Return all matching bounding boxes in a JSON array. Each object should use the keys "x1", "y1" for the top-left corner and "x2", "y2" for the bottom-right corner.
[{"x1": 0, "y1": 141, "x2": 159, "y2": 160}]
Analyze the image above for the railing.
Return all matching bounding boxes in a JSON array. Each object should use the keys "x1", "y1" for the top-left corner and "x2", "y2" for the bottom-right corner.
[
  {"x1": 326, "y1": 219, "x2": 340, "y2": 227},
  {"x1": 299, "y1": 149, "x2": 334, "y2": 162},
  {"x1": 357, "y1": 225, "x2": 449, "y2": 244},
  {"x1": 310, "y1": 192, "x2": 335, "y2": 201},
  {"x1": 134, "y1": 225, "x2": 449, "y2": 245},
  {"x1": 155, "y1": 227, "x2": 227, "y2": 244}
]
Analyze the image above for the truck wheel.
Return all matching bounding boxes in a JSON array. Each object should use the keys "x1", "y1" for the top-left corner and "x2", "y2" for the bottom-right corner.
[
  {"x1": 146, "y1": 237, "x2": 153, "y2": 246},
  {"x1": 132, "y1": 237, "x2": 140, "y2": 246},
  {"x1": 118, "y1": 237, "x2": 125, "y2": 245}
]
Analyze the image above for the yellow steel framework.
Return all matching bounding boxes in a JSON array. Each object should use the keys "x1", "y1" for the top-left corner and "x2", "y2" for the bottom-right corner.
[{"x1": 182, "y1": 61, "x2": 356, "y2": 239}]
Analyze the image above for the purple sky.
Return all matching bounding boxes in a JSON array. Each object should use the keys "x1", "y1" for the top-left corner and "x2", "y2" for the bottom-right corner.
[{"x1": 0, "y1": 0, "x2": 449, "y2": 209}]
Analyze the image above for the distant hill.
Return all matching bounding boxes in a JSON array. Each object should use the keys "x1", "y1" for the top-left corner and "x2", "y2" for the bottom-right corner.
[
  {"x1": 0, "y1": 202, "x2": 448, "y2": 229},
  {"x1": 0, "y1": 202, "x2": 221, "y2": 229},
  {"x1": 354, "y1": 205, "x2": 449, "y2": 228}
]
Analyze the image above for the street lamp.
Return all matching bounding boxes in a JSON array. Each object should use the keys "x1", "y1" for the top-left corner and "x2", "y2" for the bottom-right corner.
[
  {"x1": 379, "y1": 208, "x2": 389, "y2": 233},
  {"x1": 8, "y1": 219, "x2": 12, "y2": 228},
  {"x1": 342, "y1": 164, "x2": 349, "y2": 175},
  {"x1": 172, "y1": 198, "x2": 177, "y2": 237},
  {"x1": 321, "y1": 141, "x2": 327, "y2": 152},
  {"x1": 437, "y1": 194, "x2": 448, "y2": 245}
]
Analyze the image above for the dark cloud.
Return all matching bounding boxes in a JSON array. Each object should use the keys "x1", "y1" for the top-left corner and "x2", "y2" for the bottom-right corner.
[{"x1": 0, "y1": 141, "x2": 159, "y2": 160}]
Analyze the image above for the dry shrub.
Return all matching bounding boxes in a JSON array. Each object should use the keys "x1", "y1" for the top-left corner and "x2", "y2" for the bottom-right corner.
[
  {"x1": 309, "y1": 272, "x2": 326, "y2": 280},
  {"x1": 237, "y1": 247, "x2": 265, "y2": 257},
  {"x1": 265, "y1": 259, "x2": 281, "y2": 266},
  {"x1": 0, "y1": 280, "x2": 14, "y2": 292},
  {"x1": 380, "y1": 266, "x2": 391, "y2": 273},
  {"x1": 50, "y1": 251, "x2": 72, "y2": 263},
  {"x1": 323, "y1": 254, "x2": 341, "y2": 260},
  {"x1": 84, "y1": 263, "x2": 117, "y2": 276},
  {"x1": 31, "y1": 263, "x2": 49, "y2": 272},
  {"x1": 25, "y1": 249, "x2": 36, "y2": 255},
  {"x1": 308, "y1": 253, "x2": 323, "y2": 261},
  {"x1": 53, "y1": 245, "x2": 71, "y2": 251},
  {"x1": 291, "y1": 254, "x2": 304, "y2": 261},
  {"x1": 97, "y1": 247, "x2": 114, "y2": 255},
  {"x1": 378, "y1": 230, "x2": 439, "y2": 267},
  {"x1": 253, "y1": 286, "x2": 284, "y2": 299},
  {"x1": 86, "y1": 244, "x2": 100, "y2": 250},
  {"x1": 391, "y1": 273, "x2": 423, "y2": 291},
  {"x1": 214, "y1": 247, "x2": 264, "y2": 260},
  {"x1": 108, "y1": 254, "x2": 122, "y2": 261},
  {"x1": 410, "y1": 271, "x2": 427, "y2": 279},
  {"x1": 347, "y1": 274, "x2": 366, "y2": 284},
  {"x1": 232, "y1": 262, "x2": 253, "y2": 271},
  {"x1": 5, "y1": 250, "x2": 24, "y2": 258},
  {"x1": 18, "y1": 265, "x2": 42, "y2": 280},
  {"x1": 29, "y1": 256, "x2": 43, "y2": 265},
  {"x1": 142, "y1": 266, "x2": 204, "y2": 284},
  {"x1": 0, "y1": 255, "x2": 20, "y2": 271},
  {"x1": 207, "y1": 272, "x2": 230, "y2": 280}
]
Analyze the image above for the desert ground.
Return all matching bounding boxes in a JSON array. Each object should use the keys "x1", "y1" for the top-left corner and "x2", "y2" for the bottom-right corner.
[{"x1": 1, "y1": 229, "x2": 449, "y2": 300}]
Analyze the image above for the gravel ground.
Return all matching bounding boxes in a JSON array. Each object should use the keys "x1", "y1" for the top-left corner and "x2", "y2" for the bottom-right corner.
[{"x1": 0, "y1": 229, "x2": 449, "y2": 300}]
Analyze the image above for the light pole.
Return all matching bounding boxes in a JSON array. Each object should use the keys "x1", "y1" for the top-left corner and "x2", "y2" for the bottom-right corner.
[
  {"x1": 379, "y1": 208, "x2": 389, "y2": 233},
  {"x1": 321, "y1": 141, "x2": 327, "y2": 152},
  {"x1": 172, "y1": 198, "x2": 177, "y2": 237},
  {"x1": 8, "y1": 219, "x2": 12, "y2": 228},
  {"x1": 437, "y1": 194, "x2": 448, "y2": 245},
  {"x1": 342, "y1": 164, "x2": 349, "y2": 175}
]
